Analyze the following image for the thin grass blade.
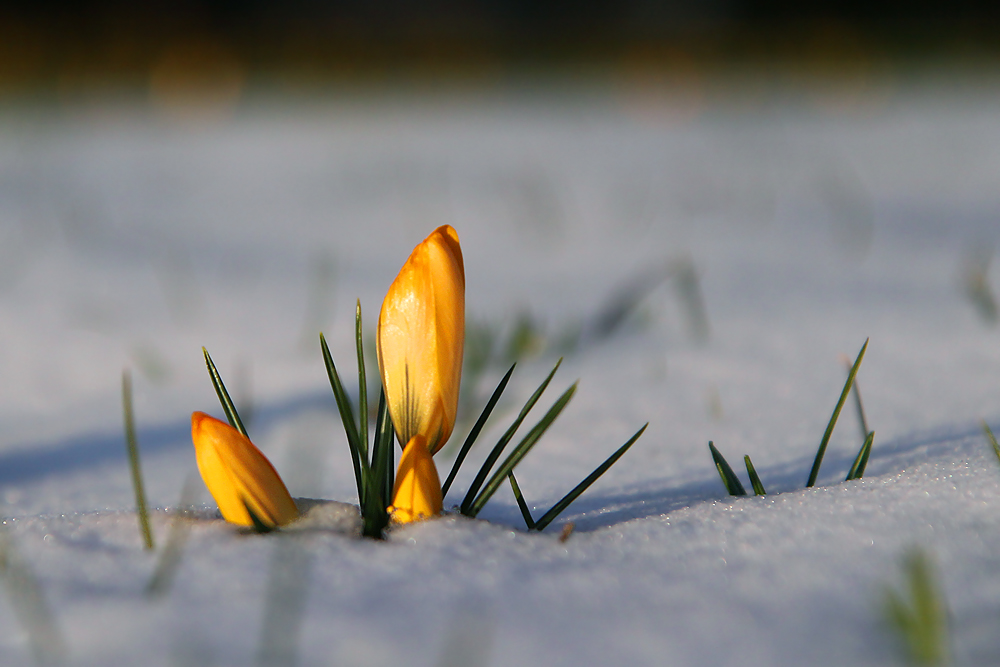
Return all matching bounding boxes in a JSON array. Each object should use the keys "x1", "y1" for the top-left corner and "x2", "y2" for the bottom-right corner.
[
  {"x1": 460, "y1": 359, "x2": 562, "y2": 514},
  {"x1": 467, "y1": 382, "x2": 577, "y2": 517},
  {"x1": 534, "y1": 423, "x2": 647, "y2": 531},
  {"x1": 123, "y1": 370, "x2": 155, "y2": 551},
  {"x1": 320, "y1": 333, "x2": 365, "y2": 502},
  {"x1": 709, "y1": 442, "x2": 747, "y2": 496},
  {"x1": 983, "y1": 421, "x2": 1000, "y2": 466},
  {"x1": 847, "y1": 430, "x2": 875, "y2": 481},
  {"x1": 203, "y1": 347, "x2": 248, "y2": 438},
  {"x1": 744, "y1": 454, "x2": 767, "y2": 495},
  {"x1": 807, "y1": 338, "x2": 868, "y2": 487},
  {"x1": 508, "y1": 472, "x2": 536, "y2": 530},
  {"x1": 443, "y1": 363, "x2": 516, "y2": 497},
  {"x1": 370, "y1": 388, "x2": 393, "y2": 507},
  {"x1": 355, "y1": 300, "x2": 369, "y2": 461}
]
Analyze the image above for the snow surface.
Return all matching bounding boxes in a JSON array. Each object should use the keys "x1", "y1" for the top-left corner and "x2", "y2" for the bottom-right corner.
[{"x1": 0, "y1": 81, "x2": 998, "y2": 665}]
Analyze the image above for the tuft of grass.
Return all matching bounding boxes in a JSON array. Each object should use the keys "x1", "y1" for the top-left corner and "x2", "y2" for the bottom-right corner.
[
  {"x1": 465, "y1": 381, "x2": 578, "y2": 518},
  {"x1": 846, "y1": 431, "x2": 875, "y2": 481},
  {"x1": 983, "y1": 421, "x2": 1000, "y2": 465},
  {"x1": 884, "y1": 548, "x2": 950, "y2": 666},
  {"x1": 744, "y1": 455, "x2": 767, "y2": 495},
  {"x1": 319, "y1": 301, "x2": 394, "y2": 539},
  {"x1": 442, "y1": 363, "x2": 515, "y2": 498},
  {"x1": 709, "y1": 442, "x2": 747, "y2": 496},
  {"x1": 122, "y1": 369, "x2": 155, "y2": 551},
  {"x1": 807, "y1": 338, "x2": 868, "y2": 487}
]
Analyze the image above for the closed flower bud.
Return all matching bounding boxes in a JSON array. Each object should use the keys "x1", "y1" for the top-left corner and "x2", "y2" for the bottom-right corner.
[
  {"x1": 191, "y1": 412, "x2": 299, "y2": 528},
  {"x1": 377, "y1": 225, "x2": 465, "y2": 454},
  {"x1": 388, "y1": 435, "x2": 442, "y2": 523}
]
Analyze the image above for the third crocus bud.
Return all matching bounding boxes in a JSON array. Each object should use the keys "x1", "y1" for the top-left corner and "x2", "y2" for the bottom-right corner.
[
  {"x1": 377, "y1": 224, "x2": 465, "y2": 455},
  {"x1": 388, "y1": 434, "x2": 443, "y2": 523},
  {"x1": 191, "y1": 412, "x2": 299, "y2": 528}
]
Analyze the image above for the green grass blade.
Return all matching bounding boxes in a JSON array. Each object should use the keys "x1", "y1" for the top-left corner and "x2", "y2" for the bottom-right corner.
[
  {"x1": 507, "y1": 472, "x2": 535, "y2": 530},
  {"x1": 442, "y1": 363, "x2": 516, "y2": 498},
  {"x1": 122, "y1": 370, "x2": 155, "y2": 551},
  {"x1": 371, "y1": 388, "x2": 393, "y2": 508},
  {"x1": 534, "y1": 423, "x2": 647, "y2": 531},
  {"x1": 983, "y1": 421, "x2": 1000, "y2": 466},
  {"x1": 847, "y1": 431, "x2": 875, "y2": 481},
  {"x1": 320, "y1": 333, "x2": 365, "y2": 503},
  {"x1": 851, "y1": 373, "x2": 870, "y2": 443},
  {"x1": 806, "y1": 338, "x2": 868, "y2": 488},
  {"x1": 467, "y1": 382, "x2": 577, "y2": 517},
  {"x1": 460, "y1": 359, "x2": 562, "y2": 514},
  {"x1": 709, "y1": 442, "x2": 746, "y2": 496},
  {"x1": 355, "y1": 300, "x2": 369, "y2": 462},
  {"x1": 744, "y1": 455, "x2": 767, "y2": 495},
  {"x1": 203, "y1": 347, "x2": 249, "y2": 438}
]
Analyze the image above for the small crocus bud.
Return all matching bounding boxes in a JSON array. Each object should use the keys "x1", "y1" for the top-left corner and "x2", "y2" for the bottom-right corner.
[
  {"x1": 388, "y1": 435, "x2": 443, "y2": 523},
  {"x1": 191, "y1": 412, "x2": 299, "y2": 528},
  {"x1": 377, "y1": 225, "x2": 465, "y2": 454}
]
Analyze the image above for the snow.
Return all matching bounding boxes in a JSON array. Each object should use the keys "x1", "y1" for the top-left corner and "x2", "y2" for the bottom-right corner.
[{"x1": 0, "y1": 81, "x2": 998, "y2": 665}]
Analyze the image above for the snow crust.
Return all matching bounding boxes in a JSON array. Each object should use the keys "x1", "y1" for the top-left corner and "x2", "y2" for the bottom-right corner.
[{"x1": 0, "y1": 82, "x2": 998, "y2": 665}]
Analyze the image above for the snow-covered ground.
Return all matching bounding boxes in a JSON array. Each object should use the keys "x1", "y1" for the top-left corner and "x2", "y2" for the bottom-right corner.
[{"x1": 0, "y1": 80, "x2": 998, "y2": 665}]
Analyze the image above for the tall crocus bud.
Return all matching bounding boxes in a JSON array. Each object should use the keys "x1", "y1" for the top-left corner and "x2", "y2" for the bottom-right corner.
[
  {"x1": 191, "y1": 412, "x2": 299, "y2": 528},
  {"x1": 388, "y1": 435, "x2": 443, "y2": 523},
  {"x1": 377, "y1": 225, "x2": 465, "y2": 455}
]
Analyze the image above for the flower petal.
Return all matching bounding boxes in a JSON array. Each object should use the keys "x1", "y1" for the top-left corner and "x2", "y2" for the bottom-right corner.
[
  {"x1": 191, "y1": 412, "x2": 299, "y2": 528},
  {"x1": 377, "y1": 225, "x2": 465, "y2": 454}
]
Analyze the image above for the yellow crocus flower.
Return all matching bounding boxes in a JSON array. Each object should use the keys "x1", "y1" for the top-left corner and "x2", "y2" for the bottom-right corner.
[
  {"x1": 388, "y1": 435, "x2": 443, "y2": 523},
  {"x1": 377, "y1": 224, "x2": 465, "y2": 455},
  {"x1": 191, "y1": 412, "x2": 299, "y2": 528}
]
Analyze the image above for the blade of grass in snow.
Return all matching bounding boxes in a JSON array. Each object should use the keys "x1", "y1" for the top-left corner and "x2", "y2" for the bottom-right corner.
[
  {"x1": 122, "y1": 369, "x2": 154, "y2": 551},
  {"x1": 983, "y1": 421, "x2": 1000, "y2": 466},
  {"x1": 843, "y1": 355, "x2": 871, "y2": 442},
  {"x1": 0, "y1": 530, "x2": 67, "y2": 666},
  {"x1": 147, "y1": 475, "x2": 200, "y2": 598},
  {"x1": 507, "y1": 472, "x2": 535, "y2": 530},
  {"x1": 244, "y1": 501, "x2": 276, "y2": 534},
  {"x1": 846, "y1": 431, "x2": 875, "y2": 481},
  {"x1": 884, "y1": 548, "x2": 950, "y2": 666},
  {"x1": 807, "y1": 338, "x2": 868, "y2": 488},
  {"x1": 355, "y1": 300, "x2": 369, "y2": 461},
  {"x1": 203, "y1": 347, "x2": 248, "y2": 438},
  {"x1": 442, "y1": 363, "x2": 516, "y2": 497},
  {"x1": 744, "y1": 455, "x2": 767, "y2": 495},
  {"x1": 460, "y1": 359, "x2": 562, "y2": 515},
  {"x1": 709, "y1": 442, "x2": 746, "y2": 496},
  {"x1": 467, "y1": 381, "x2": 577, "y2": 517},
  {"x1": 256, "y1": 536, "x2": 312, "y2": 667},
  {"x1": 320, "y1": 332, "x2": 365, "y2": 503},
  {"x1": 534, "y1": 423, "x2": 647, "y2": 531},
  {"x1": 370, "y1": 388, "x2": 393, "y2": 511}
]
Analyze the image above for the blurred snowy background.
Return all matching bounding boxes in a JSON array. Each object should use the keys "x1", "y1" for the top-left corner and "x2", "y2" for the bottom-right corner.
[{"x1": 0, "y1": 2, "x2": 998, "y2": 665}]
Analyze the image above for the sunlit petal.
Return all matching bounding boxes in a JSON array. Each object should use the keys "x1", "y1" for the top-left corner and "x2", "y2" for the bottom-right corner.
[{"x1": 377, "y1": 225, "x2": 465, "y2": 454}]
